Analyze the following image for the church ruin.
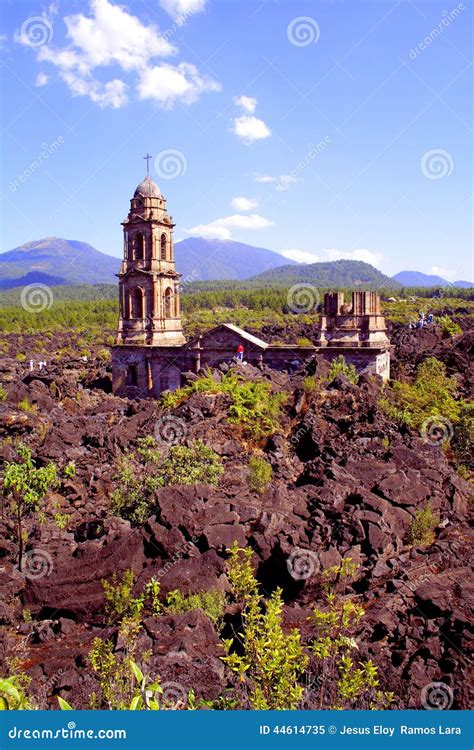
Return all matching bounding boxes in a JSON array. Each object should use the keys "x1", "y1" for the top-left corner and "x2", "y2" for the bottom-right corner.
[{"x1": 112, "y1": 173, "x2": 391, "y2": 398}]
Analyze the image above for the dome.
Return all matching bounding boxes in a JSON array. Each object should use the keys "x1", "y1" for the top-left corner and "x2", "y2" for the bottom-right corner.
[{"x1": 133, "y1": 175, "x2": 162, "y2": 199}]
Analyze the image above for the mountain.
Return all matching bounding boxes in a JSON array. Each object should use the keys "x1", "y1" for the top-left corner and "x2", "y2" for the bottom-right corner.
[
  {"x1": 249, "y1": 259, "x2": 397, "y2": 289},
  {"x1": 173, "y1": 237, "x2": 297, "y2": 281},
  {"x1": 453, "y1": 280, "x2": 474, "y2": 288},
  {"x1": 392, "y1": 271, "x2": 473, "y2": 288},
  {"x1": 0, "y1": 236, "x2": 295, "y2": 289},
  {"x1": 0, "y1": 238, "x2": 119, "y2": 287},
  {"x1": 0, "y1": 270, "x2": 72, "y2": 290}
]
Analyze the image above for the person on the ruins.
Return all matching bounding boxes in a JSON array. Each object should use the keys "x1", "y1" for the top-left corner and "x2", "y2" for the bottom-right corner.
[
  {"x1": 236, "y1": 344, "x2": 244, "y2": 362},
  {"x1": 427, "y1": 312, "x2": 434, "y2": 324}
]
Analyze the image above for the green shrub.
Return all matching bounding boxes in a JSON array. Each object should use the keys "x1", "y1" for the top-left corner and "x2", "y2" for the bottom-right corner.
[
  {"x1": 101, "y1": 570, "x2": 144, "y2": 624},
  {"x1": 18, "y1": 398, "x2": 36, "y2": 413},
  {"x1": 247, "y1": 456, "x2": 272, "y2": 494},
  {"x1": 222, "y1": 545, "x2": 394, "y2": 711},
  {"x1": 223, "y1": 544, "x2": 308, "y2": 709},
  {"x1": 0, "y1": 385, "x2": 6, "y2": 402},
  {"x1": 166, "y1": 589, "x2": 225, "y2": 625},
  {"x1": 161, "y1": 370, "x2": 285, "y2": 442},
  {"x1": 296, "y1": 337, "x2": 313, "y2": 346},
  {"x1": 407, "y1": 507, "x2": 438, "y2": 547},
  {"x1": 110, "y1": 439, "x2": 222, "y2": 524},
  {"x1": 303, "y1": 375, "x2": 320, "y2": 394},
  {"x1": 0, "y1": 673, "x2": 31, "y2": 710},
  {"x1": 327, "y1": 355, "x2": 358, "y2": 384},
  {"x1": 438, "y1": 315, "x2": 462, "y2": 338},
  {"x1": 379, "y1": 357, "x2": 461, "y2": 431},
  {"x1": 1, "y1": 443, "x2": 58, "y2": 571},
  {"x1": 159, "y1": 441, "x2": 223, "y2": 487}
]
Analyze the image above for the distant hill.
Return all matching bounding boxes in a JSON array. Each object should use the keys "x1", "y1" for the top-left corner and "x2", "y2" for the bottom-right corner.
[
  {"x1": 173, "y1": 237, "x2": 297, "y2": 281},
  {"x1": 0, "y1": 237, "x2": 119, "y2": 287},
  {"x1": 392, "y1": 271, "x2": 473, "y2": 288},
  {"x1": 249, "y1": 259, "x2": 397, "y2": 289},
  {"x1": 0, "y1": 270, "x2": 72, "y2": 290},
  {"x1": 452, "y1": 280, "x2": 474, "y2": 288},
  {"x1": 0, "y1": 236, "x2": 295, "y2": 288}
]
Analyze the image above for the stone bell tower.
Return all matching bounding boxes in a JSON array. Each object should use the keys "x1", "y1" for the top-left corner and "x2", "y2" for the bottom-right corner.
[{"x1": 116, "y1": 165, "x2": 185, "y2": 347}]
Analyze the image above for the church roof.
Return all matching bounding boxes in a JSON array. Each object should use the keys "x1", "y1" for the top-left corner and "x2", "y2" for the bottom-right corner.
[
  {"x1": 201, "y1": 323, "x2": 269, "y2": 349},
  {"x1": 134, "y1": 175, "x2": 162, "y2": 199}
]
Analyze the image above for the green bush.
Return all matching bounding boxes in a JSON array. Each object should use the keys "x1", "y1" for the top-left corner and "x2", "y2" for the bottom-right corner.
[
  {"x1": 247, "y1": 456, "x2": 272, "y2": 494},
  {"x1": 327, "y1": 355, "x2": 358, "y2": 384},
  {"x1": 161, "y1": 370, "x2": 285, "y2": 443},
  {"x1": 0, "y1": 385, "x2": 6, "y2": 402},
  {"x1": 379, "y1": 357, "x2": 461, "y2": 431},
  {"x1": 110, "y1": 438, "x2": 222, "y2": 524},
  {"x1": 166, "y1": 589, "x2": 225, "y2": 625},
  {"x1": 159, "y1": 441, "x2": 223, "y2": 487},
  {"x1": 222, "y1": 545, "x2": 394, "y2": 711},
  {"x1": 438, "y1": 315, "x2": 462, "y2": 338},
  {"x1": 407, "y1": 507, "x2": 438, "y2": 547}
]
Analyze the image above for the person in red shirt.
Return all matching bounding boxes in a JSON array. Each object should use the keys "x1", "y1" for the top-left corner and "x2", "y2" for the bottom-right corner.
[{"x1": 236, "y1": 344, "x2": 244, "y2": 362}]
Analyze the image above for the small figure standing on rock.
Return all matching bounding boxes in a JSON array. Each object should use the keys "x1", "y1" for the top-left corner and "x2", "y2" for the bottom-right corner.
[
  {"x1": 427, "y1": 312, "x2": 434, "y2": 325},
  {"x1": 417, "y1": 311, "x2": 426, "y2": 329},
  {"x1": 236, "y1": 344, "x2": 244, "y2": 362}
]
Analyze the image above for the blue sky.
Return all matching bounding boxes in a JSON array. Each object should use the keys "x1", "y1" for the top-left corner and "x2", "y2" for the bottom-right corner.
[{"x1": 1, "y1": 0, "x2": 472, "y2": 280}]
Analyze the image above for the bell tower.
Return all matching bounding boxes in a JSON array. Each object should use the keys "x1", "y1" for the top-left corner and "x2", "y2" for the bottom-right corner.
[{"x1": 116, "y1": 162, "x2": 185, "y2": 347}]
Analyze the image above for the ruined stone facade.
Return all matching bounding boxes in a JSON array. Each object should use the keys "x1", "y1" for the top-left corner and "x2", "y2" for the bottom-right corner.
[{"x1": 112, "y1": 176, "x2": 391, "y2": 398}]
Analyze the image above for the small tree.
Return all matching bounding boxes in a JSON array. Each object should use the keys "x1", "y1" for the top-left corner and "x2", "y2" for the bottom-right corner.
[
  {"x1": 327, "y1": 355, "x2": 358, "y2": 384},
  {"x1": 2, "y1": 444, "x2": 58, "y2": 571},
  {"x1": 222, "y1": 543, "x2": 309, "y2": 709},
  {"x1": 247, "y1": 456, "x2": 272, "y2": 494}
]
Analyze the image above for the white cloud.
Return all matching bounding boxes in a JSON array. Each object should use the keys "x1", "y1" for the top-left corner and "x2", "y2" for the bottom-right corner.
[
  {"x1": 232, "y1": 115, "x2": 271, "y2": 144},
  {"x1": 325, "y1": 248, "x2": 382, "y2": 266},
  {"x1": 233, "y1": 95, "x2": 257, "y2": 113},
  {"x1": 138, "y1": 62, "x2": 220, "y2": 108},
  {"x1": 254, "y1": 174, "x2": 276, "y2": 183},
  {"x1": 61, "y1": 71, "x2": 128, "y2": 107},
  {"x1": 188, "y1": 213, "x2": 273, "y2": 239},
  {"x1": 231, "y1": 196, "x2": 257, "y2": 211},
  {"x1": 27, "y1": 0, "x2": 219, "y2": 109},
  {"x1": 35, "y1": 72, "x2": 49, "y2": 87},
  {"x1": 159, "y1": 0, "x2": 206, "y2": 20},
  {"x1": 0, "y1": 33, "x2": 7, "y2": 49},
  {"x1": 281, "y1": 249, "x2": 320, "y2": 264}
]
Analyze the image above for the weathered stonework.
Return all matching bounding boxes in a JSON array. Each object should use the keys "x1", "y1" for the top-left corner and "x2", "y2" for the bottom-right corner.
[{"x1": 112, "y1": 177, "x2": 391, "y2": 397}]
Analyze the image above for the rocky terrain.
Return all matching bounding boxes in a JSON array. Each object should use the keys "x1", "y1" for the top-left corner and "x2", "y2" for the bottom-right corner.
[{"x1": 0, "y1": 320, "x2": 472, "y2": 710}]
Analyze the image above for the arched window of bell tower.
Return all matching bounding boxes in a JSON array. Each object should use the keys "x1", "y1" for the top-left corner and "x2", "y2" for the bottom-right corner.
[
  {"x1": 132, "y1": 288, "x2": 144, "y2": 318},
  {"x1": 160, "y1": 233, "x2": 167, "y2": 260},
  {"x1": 134, "y1": 233, "x2": 144, "y2": 260},
  {"x1": 163, "y1": 287, "x2": 173, "y2": 318}
]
